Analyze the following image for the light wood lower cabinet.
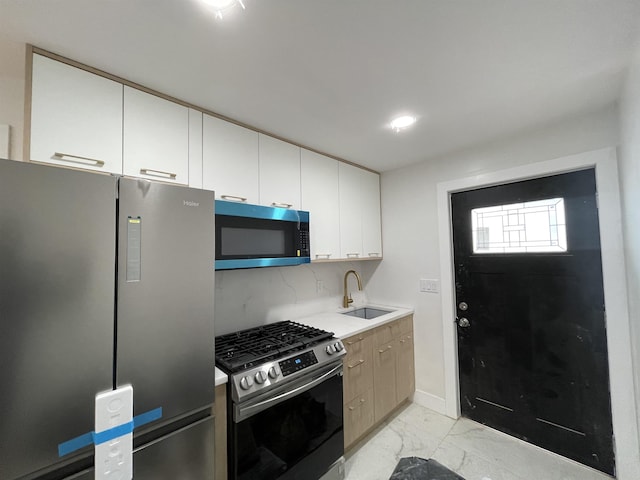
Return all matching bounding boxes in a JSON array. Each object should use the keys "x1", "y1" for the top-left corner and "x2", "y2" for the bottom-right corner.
[
  {"x1": 342, "y1": 314, "x2": 415, "y2": 450},
  {"x1": 344, "y1": 388, "x2": 374, "y2": 448},
  {"x1": 214, "y1": 384, "x2": 227, "y2": 480}
]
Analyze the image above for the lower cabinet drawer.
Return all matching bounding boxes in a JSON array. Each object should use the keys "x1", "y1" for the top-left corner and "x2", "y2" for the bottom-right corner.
[{"x1": 344, "y1": 388, "x2": 374, "y2": 449}]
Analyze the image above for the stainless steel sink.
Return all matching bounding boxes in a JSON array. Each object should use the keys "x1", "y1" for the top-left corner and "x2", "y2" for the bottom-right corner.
[{"x1": 342, "y1": 307, "x2": 393, "y2": 320}]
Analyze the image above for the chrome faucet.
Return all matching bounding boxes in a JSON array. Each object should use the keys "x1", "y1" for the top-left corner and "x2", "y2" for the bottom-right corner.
[{"x1": 343, "y1": 270, "x2": 363, "y2": 308}]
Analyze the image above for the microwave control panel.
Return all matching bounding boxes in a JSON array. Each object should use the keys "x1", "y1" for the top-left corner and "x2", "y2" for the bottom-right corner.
[{"x1": 298, "y1": 228, "x2": 310, "y2": 257}]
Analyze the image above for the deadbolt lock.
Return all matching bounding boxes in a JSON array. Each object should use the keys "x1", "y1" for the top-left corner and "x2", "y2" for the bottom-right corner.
[
  {"x1": 457, "y1": 317, "x2": 470, "y2": 328},
  {"x1": 458, "y1": 302, "x2": 468, "y2": 311}
]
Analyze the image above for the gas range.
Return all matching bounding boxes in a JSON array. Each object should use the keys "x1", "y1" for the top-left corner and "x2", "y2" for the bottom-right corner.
[{"x1": 215, "y1": 320, "x2": 346, "y2": 403}]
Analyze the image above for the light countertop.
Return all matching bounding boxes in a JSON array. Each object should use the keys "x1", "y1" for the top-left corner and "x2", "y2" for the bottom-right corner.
[
  {"x1": 295, "y1": 303, "x2": 414, "y2": 340},
  {"x1": 213, "y1": 302, "x2": 414, "y2": 387},
  {"x1": 215, "y1": 367, "x2": 228, "y2": 386}
]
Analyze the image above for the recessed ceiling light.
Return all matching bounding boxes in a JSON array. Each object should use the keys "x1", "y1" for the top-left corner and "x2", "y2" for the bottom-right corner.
[
  {"x1": 389, "y1": 115, "x2": 417, "y2": 132},
  {"x1": 202, "y1": 0, "x2": 245, "y2": 19}
]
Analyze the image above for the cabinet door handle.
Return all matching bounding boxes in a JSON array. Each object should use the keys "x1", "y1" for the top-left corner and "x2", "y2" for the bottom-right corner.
[
  {"x1": 53, "y1": 152, "x2": 105, "y2": 167},
  {"x1": 346, "y1": 253, "x2": 360, "y2": 258},
  {"x1": 378, "y1": 345, "x2": 393, "y2": 353},
  {"x1": 315, "y1": 253, "x2": 332, "y2": 259},
  {"x1": 271, "y1": 202, "x2": 293, "y2": 209},
  {"x1": 368, "y1": 253, "x2": 380, "y2": 257},
  {"x1": 347, "y1": 359, "x2": 365, "y2": 369},
  {"x1": 140, "y1": 168, "x2": 177, "y2": 179},
  {"x1": 220, "y1": 194, "x2": 247, "y2": 202}
]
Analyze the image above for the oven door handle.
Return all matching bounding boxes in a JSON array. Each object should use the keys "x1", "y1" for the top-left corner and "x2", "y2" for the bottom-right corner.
[{"x1": 235, "y1": 363, "x2": 343, "y2": 422}]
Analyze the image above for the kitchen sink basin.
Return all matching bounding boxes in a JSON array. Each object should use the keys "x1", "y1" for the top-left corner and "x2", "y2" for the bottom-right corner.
[{"x1": 342, "y1": 307, "x2": 394, "y2": 320}]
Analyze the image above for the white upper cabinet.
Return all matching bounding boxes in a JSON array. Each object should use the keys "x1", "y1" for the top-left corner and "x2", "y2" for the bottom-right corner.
[
  {"x1": 339, "y1": 164, "x2": 383, "y2": 260},
  {"x1": 361, "y1": 169, "x2": 382, "y2": 258},
  {"x1": 188, "y1": 109, "x2": 203, "y2": 189},
  {"x1": 202, "y1": 114, "x2": 259, "y2": 203},
  {"x1": 301, "y1": 149, "x2": 340, "y2": 261},
  {"x1": 339, "y1": 163, "x2": 364, "y2": 259},
  {"x1": 30, "y1": 54, "x2": 123, "y2": 174},
  {"x1": 123, "y1": 87, "x2": 189, "y2": 185},
  {"x1": 259, "y1": 134, "x2": 301, "y2": 209}
]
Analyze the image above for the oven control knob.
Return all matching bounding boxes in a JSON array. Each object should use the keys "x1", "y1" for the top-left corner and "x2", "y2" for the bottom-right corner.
[
  {"x1": 268, "y1": 366, "x2": 279, "y2": 379},
  {"x1": 239, "y1": 375, "x2": 254, "y2": 390},
  {"x1": 255, "y1": 371, "x2": 267, "y2": 384},
  {"x1": 326, "y1": 344, "x2": 336, "y2": 355},
  {"x1": 334, "y1": 341, "x2": 344, "y2": 352}
]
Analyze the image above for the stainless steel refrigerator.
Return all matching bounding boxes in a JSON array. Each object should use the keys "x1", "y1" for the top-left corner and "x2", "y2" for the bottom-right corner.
[{"x1": 0, "y1": 158, "x2": 215, "y2": 480}]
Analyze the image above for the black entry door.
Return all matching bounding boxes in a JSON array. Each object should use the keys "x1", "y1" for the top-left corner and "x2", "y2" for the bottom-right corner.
[{"x1": 451, "y1": 169, "x2": 614, "y2": 475}]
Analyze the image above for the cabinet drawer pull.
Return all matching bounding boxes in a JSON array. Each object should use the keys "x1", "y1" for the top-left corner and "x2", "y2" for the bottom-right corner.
[
  {"x1": 368, "y1": 253, "x2": 380, "y2": 257},
  {"x1": 53, "y1": 152, "x2": 105, "y2": 167},
  {"x1": 348, "y1": 398, "x2": 367, "y2": 411},
  {"x1": 140, "y1": 168, "x2": 177, "y2": 179},
  {"x1": 378, "y1": 345, "x2": 393, "y2": 353},
  {"x1": 346, "y1": 253, "x2": 360, "y2": 258},
  {"x1": 220, "y1": 194, "x2": 247, "y2": 202},
  {"x1": 347, "y1": 359, "x2": 365, "y2": 369},
  {"x1": 271, "y1": 202, "x2": 293, "y2": 209},
  {"x1": 346, "y1": 336, "x2": 363, "y2": 346},
  {"x1": 315, "y1": 253, "x2": 332, "y2": 259}
]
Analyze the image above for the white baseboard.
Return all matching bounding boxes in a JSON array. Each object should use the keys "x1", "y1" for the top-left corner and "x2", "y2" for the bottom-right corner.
[{"x1": 411, "y1": 389, "x2": 449, "y2": 416}]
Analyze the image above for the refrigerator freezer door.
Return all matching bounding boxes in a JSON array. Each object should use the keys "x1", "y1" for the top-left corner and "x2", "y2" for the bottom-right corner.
[
  {"x1": 116, "y1": 179, "x2": 215, "y2": 425},
  {"x1": 133, "y1": 416, "x2": 215, "y2": 479},
  {"x1": 69, "y1": 416, "x2": 215, "y2": 480},
  {"x1": 0, "y1": 159, "x2": 116, "y2": 479}
]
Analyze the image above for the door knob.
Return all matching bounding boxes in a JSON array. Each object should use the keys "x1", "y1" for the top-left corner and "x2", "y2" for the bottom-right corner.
[{"x1": 457, "y1": 317, "x2": 470, "y2": 328}]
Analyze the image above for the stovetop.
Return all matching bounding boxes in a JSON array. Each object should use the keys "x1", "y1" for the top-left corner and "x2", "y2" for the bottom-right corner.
[
  {"x1": 215, "y1": 320, "x2": 346, "y2": 403},
  {"x1": 215, "y1": 320, "x2": 335, "y2": 373}
]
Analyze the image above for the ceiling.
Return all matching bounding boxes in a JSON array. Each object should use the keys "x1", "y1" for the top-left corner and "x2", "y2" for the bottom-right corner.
[{"x1": 1, "y1": 0, "x2": 640, "y2": 172}]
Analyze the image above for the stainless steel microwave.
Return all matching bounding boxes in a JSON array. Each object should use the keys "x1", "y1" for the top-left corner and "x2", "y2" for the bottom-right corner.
[{"x1": 215, "y1": 200, "x2": 311, "y2": 270}]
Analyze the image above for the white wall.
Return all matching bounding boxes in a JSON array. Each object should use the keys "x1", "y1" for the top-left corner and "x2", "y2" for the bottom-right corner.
[
  {"x1": 363, "y1": 105, "x2": 619, "y2": 408},
  {"x1": 619, "y1": 42, "x2": 640, "y2": 441},
  {"x1": 214, "y1": 262, "x2": 370, "y2": 335},
  {"x1": 0, "y1": 34, "x2": 25, "y2": 160}
]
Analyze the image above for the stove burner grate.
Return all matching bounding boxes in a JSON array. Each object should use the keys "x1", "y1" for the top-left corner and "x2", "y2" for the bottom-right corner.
[{"x1": 214, "y1": 320, "x2": 334, "y2": 373}]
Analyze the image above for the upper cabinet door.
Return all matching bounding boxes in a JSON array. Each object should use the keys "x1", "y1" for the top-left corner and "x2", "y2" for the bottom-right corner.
[
  {"x1": 123, "y1": 87, "x2": 189, "y2": 185},
  {"x1": 259, "y1": 134, "x2": 301, "y2": 209},
  {"x1": 188, "y1": 109, "x2": 203, "y2": 189},
  {"x1": 301, "y1": 149, "x2": 340, "y2": 261},
  {"x1": 30, "y1": 54, "x2": 123, "y2": 174},
  {"x1": 202, "y1": 114, "x2": 259, "y2": 203},
  {"x1": 339, "y1": 163, "x2": 364, "y2": 259},
  {"x1": 361, "y1": 170, "x2": 382, "y2": 258}
]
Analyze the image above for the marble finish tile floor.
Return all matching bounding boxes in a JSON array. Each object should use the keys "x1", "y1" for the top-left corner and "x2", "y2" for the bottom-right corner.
[{"x1": 344, "y1": 402, "x2": 613, "y2": 480}]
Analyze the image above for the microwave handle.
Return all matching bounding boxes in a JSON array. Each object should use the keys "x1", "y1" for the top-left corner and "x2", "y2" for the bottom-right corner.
[{"x1": 235, "y1": 363, "x2": 343, "y2": 422}]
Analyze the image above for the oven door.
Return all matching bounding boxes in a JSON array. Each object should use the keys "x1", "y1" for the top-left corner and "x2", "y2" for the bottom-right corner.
[{"x1": 230, "y1": 362, "x2": 344, "y2": 480}]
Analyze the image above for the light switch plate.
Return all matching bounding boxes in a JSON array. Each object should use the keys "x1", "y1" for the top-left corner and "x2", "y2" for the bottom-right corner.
[
  {"x1": 95, "y1": 385, "x2": 133, "y2": 480},
  {"x1": 420, "y1": 278, "x2": 440, "y2": 293}
]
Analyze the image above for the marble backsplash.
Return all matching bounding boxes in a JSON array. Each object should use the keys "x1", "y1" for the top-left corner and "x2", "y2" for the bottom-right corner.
[{"x1": 214, "y1": 262, "x2": 371, "y2": 335}]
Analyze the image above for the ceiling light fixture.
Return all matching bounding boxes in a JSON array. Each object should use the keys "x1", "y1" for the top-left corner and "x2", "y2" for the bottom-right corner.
[
  {"x1": 203, "y1": 0, "x2": 245, "y2": 19},
  {"x1": 389, "y1": 115, "x2": 417, "y2": 132}
]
